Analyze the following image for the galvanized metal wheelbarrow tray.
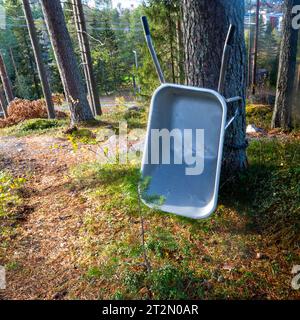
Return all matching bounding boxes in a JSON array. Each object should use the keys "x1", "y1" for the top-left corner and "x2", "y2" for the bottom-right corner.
[{"x1": 140, "y1": 16, "x2": 241, "y2": 219}]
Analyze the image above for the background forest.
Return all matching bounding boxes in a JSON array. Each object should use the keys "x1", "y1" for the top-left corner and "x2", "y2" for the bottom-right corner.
[{"x1": 0, "y1": 0, "x2": 298, "y2": 125}]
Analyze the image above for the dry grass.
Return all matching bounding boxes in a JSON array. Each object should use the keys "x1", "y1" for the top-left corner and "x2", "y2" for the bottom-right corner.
[{"x1": 0, "y1": 96, "x2": 67, "y2": 128}]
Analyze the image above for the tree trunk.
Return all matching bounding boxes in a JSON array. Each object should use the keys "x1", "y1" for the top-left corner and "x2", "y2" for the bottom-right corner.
[
  {"x1": 251, "y1": 0, "x2": 260, "y2": 95},
  {"x1": 40, "y1": 0, "x2": 94, "y2": 124},
  {"x1": 296, "y1": 64, "x2": 300, "y2": 91},
  {"x1": 0, "y1": 53, "x2": 14, "y2": 103},
  {"x1": 166, "y1": 5, "x2": 176, "y2": 84},
  {"x1": 0, "y1": 86, "x2": 8, "y2": 118},
  {"x1": 182, "y1": 0, "x2": 248, "y2": 176},
  {"x1": 9, "y1": 48, "x2": 21, "y2": 89},
  {"x1": 23, "y1": 31, "x2": 41, "y2": 98},
  {"x1": 176, "y1": 9, "x2": 185, "y2": 84},
  {"x1": 22, "y1": 0, "x2": 55, "y2": 119},
  {"x1": 72, "y1": 0, "x2": 102, "y2": 116},
  {"x1": 272, "y1": 0, "x2": 300, "y2": 130}
]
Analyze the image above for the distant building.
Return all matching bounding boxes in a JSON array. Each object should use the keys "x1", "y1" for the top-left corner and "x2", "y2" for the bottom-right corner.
[
  {"x1": 261, "y1": 10, "x2": 283, "y2": 31},
  {"x1": 245, "y1": 1, "x2": 283, "y2": 32}
]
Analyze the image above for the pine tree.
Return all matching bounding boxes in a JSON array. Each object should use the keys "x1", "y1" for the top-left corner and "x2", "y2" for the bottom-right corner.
[
  {"x1": 0, "y1": 0, "x2": 41, "y2": 99},
  {"x1": 40, "y1": 0, "x2": 95, "y2": 123},
  {"x1": 272, "y1": 0, "x2": 300, "y2": 129},
  {"x1": 182, "y1": 0, "x2": 248, "y2": 175}
]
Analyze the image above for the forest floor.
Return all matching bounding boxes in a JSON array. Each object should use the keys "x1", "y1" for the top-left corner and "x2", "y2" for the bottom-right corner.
[
  {"x1": 0, "y1": 102, "x2": 299, "y2": 300},
  {"x1": 0, "y1": 134, "x2": 98, "y2": 299}
]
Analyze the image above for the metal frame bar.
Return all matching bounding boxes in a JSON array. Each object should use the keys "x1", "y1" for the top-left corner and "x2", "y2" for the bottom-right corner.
[
  {"x1": 225, "y1": 96, "x2": 242, "y2": 130},
  {"x1": 218, "y1": 24, "x2": 236, "y2": 94}
]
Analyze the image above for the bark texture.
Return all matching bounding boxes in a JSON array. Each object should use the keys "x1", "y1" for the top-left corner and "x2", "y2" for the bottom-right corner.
[
  {"x1": 182, "y1": 0, "x2": 248, "y2": 175},
  {"x1": 272, "y1": 0, "x2": 300, "y2": 130},
  {"x1": 41, "y1": 0, "x2": 94, "y2": 124},
  {"x1": 22, "y1": 0, "x2": 55, "y2": 119},
  {"x1": 0, "y1": 86, "x2": 8, "y2": 118},
  {"x1": 0, "y1": 53, "x2": 14, "y2": 103},
  {"x1": 72, "y1": 0, "x2": 102, "y2": 116}
]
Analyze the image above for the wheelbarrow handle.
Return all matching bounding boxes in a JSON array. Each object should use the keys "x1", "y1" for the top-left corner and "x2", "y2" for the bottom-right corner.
[
  {"x1": 226, "y1": 24, "x2": 236, "y2": 47},
  {"x1": 141, "y1": 16, "x2": 166, "y2": 84},
  {"x1": 218, "y1": 24, "x2": 236, "y2": 94},
  {"x1": 141, "y1": 16, "x2": 150, "y2": 36}
]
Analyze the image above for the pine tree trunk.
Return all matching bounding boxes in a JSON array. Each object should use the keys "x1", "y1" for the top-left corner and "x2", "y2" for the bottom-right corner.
[
  {"x1": 22, "y1": 0, "x2": 55, "y2": 119},
  {"x1": 23, "y1": 32, "x2": 41, "y2": 98},
  {"x1": 40, "y1": 0, "x2": 94, "y2": 124},
  {"x1": 9, "y1": 48, "x2": 21, "y2": 89},
  {"x1": 0, "y1": 86, "x2": 8, "y2": 118},
  {"x1": 272, "y1": 0, "x2": 300, "y2": 130},
  {"x1": 176, "y1": 9, "x2": 185, "y2": 84},
  {"x1": 72, "y1": 0, "x2": 102, "y2": 116},
  {"x1": 251, "y1": 0, "x2": 260, "y2": 95},
  {"x1": 166, "y1": 6, "x2": 176, "y2": 84},
  {"x1": 182, "y1": 0, "x2": 248, "y2": 176},
  {"x1": 0, "y1": 53, "x2": 14, "y2": 103}
]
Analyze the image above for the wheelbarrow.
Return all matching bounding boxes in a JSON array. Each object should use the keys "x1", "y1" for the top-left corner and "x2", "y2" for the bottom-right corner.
[{"x1": 139, "y1": 16, "x2": 242, "y2": 219}]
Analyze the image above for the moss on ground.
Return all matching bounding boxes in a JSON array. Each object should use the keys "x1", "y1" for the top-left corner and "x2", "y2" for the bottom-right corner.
[
  {"x1": 0, "y1": 118, "x2": 68, "y2": 137},
  {"x1": 246, "y1": 104, "x2": 273, "y2": 130},
  {"x1": 67, "y1": 136, "x2": 300, "y2": 300}
]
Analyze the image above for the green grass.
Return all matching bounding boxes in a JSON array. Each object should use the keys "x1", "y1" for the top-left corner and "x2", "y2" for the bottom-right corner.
[
  {"x1": 20, "y1": 119, "x2": 63, "y2": 131},
  {"x1": 123, "y1": 264, "x2": 205, "y2": 300},
  {"x1": 0, "y1": 98, "x2": 147, "y2": 140},
  {"x1": 0, "y1": 118, "x2": 68, "y2": 137},
  {"x1": 5, "y1": 261, "x2": 22, "y2": 271},
  {"x1": 67, "y1": 136, "x2": 300, "y2": 300},
  {"x1": 1, "y1": 101, "x2": 299, "y2": 299},
  {"x1": 221, "y1": 139, "x2": 300, "y2": 247},
  {"x1": 99, "y1": 103, "x2": 148, "y2": 131}
]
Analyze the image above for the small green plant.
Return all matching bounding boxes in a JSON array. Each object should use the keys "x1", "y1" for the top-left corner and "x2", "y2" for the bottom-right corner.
[
  {"x1": 123, "y1": 270, "x2": 146, "y2": 295},
  {"x1": 86, "y1": 266, "x2": 102, "y2": 279},
  {"x1": 5, "y1": 261, "x2": 22, "y2": 271},
  {"x1": 0, "y1": 171, "x2": 26, "y2": 218},
  {"x1": 68, "y1": 128, "x2": 97, "y2": 149},
  {"x1": 112, "y1": 291, "x2": 125, "y2": 300},
  {"x1": 146, "y1": 265, "x2": 203, "y2": 300},
  {"x1": 147, "y1": 227, "x2": 178, "y2": 258},
  {"x1": 124, "y1": 108, "x2": 147, "y2": 129},
  {"x1": 122, "y1": 266, "x2": 204, "y2": 300},
  {"x1": 0, "y1": 171, "x2": 26, "y2": 249}
]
